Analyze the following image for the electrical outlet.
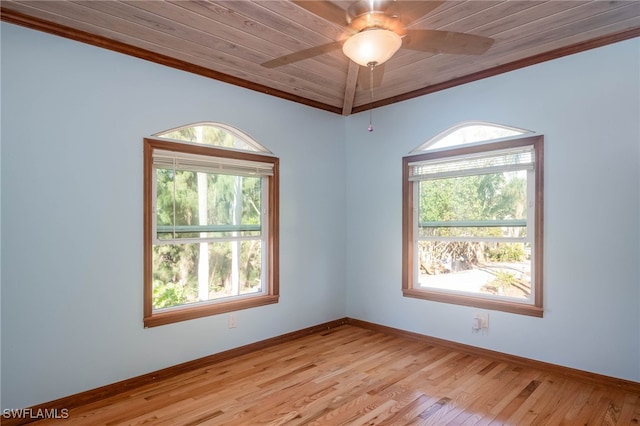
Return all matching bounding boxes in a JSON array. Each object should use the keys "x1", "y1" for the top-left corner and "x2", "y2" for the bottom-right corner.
[
  {"x1": 472, "y1": 312, "x2": 489, "y2": 334},
  {"x1": 228, "y1": 313, "x2": 237, "y2": 329}
]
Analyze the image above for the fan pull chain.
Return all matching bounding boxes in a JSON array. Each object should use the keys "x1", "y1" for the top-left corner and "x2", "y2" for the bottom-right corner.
[{"x1": 368, "y1": 62, "x2": 375, "y2": 132}]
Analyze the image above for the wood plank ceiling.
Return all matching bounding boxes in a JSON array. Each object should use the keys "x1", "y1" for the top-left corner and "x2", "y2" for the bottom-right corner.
[{"x1": 2, "y1": 1, "x2": 640, "y2": 116}]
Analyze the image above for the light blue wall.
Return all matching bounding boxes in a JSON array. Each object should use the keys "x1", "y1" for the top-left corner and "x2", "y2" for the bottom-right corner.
[
  {"x1": 345, "y1": 37, "x2": 640, "y2": 382},
  {"x1": 1, "y1": 21, "x2": 639, "y2": 410},
  {"x1": 0, "y1": 23, "x2": 346, "y2": 409}
]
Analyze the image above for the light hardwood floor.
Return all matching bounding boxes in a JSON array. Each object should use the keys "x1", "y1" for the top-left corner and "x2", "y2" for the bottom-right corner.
[{"x1": 23, "y1": 324, "x2": 640, "y2": 425}]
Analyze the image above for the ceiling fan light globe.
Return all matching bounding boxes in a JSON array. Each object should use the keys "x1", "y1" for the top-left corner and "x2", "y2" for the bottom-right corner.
[{"x1": 342, "y1": 29, "x2": 402, "y2": 67}]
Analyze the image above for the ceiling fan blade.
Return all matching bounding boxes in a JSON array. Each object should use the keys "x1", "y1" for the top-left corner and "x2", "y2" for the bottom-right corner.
[
  {"x1": 261, "y1": 42, "x2": 342, "y2": 68},
  {"x1": 389, "y1": 1, "x2": 443, "y2": 26},
  {"x1": 357, "y1": 63, "x2": 386, "y2": 90},
  {"x1": 403, "y1": 29, "x2": 495, "y2": 55},
  {"x1": 292, "y1": 1, "x2": 348, "y2": 27}
]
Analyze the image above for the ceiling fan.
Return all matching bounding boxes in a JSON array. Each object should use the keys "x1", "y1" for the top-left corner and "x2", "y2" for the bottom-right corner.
[{"x1": 262, "y1": 0, "x2": 495, "y2": 89}]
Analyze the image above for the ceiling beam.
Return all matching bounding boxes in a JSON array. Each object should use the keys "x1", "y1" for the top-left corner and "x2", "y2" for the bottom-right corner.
[{"x1": 342, "y1": 61, "x2": 360, "y2": 115}]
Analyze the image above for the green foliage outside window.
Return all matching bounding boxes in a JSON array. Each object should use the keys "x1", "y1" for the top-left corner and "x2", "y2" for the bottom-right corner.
[{"x1": 418, "y1": 171, "x2": 527, "y2": 277}]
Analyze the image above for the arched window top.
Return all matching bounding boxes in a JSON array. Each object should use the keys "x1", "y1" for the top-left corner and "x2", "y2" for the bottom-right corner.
[
  {"x1": 411, "y1": 121, "x2": 532, "y2": 153},
  {"x1": 154, "y1": 122, "x2": 272, "y2": 154}
]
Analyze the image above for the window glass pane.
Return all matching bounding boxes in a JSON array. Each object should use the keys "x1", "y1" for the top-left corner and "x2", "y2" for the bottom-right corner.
[
  {"x1": 156, "y1": 169, "x2": 262, "y2": 240},
  {"x1": 412, "y1": 122, "x2": 531, "y2": 153},
  {"x1": 419, "y1": 170, "x2": 527, "y2": 226},
  {"x1": 416, "y1": 167, "x2": 532, "y2": 300},
  {"x1": 419, "y1": 224, "x2": 526, "y2": 239},
  {"x1": 417, "y1": 240, "x2": 531, "y2": 300},
  {"x1": 155, "y1": 123, "x2": 270, "y2": 153},
  {"x1": 152, "y1": 240, "x2": 263, "y2": 310},
  {"x1": 431, "y1": 125, "x2": 525, "y2": 150}
]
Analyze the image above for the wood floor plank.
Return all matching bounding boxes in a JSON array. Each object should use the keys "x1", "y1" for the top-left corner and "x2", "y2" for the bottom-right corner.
[
  {"x1": 497, "y1": 375, "x2": 556, "y2": 425},
  {"x1": 448, "y1": 364, "x2": 540, "y2": 425},
  {"x1": 617, "y1": 392, "x2": 640, "y2": 425},
  {"x1": 529, "y1": 379, "x2": 584, "y2": 425},
  {"x1": 19, "y1": 324, "x2": 640, "y2": 425}
]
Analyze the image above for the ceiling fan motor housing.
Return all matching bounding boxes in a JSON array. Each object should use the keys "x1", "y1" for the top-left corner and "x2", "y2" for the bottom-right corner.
[
  {"x1": 347, "y1": 0, "x2": 397, "y2": 22},
  {"x1": 347, "y1": 1, "x2": 405, "y2": 36}
]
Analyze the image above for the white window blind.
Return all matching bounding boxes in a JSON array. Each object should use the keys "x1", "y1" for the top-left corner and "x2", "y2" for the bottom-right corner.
[
  {"x1": 409, "y1": 146, "x2": 534, "y2": 181},
  {"x1": 153, "y1": 149, "x2": 274, "y2": 177}
]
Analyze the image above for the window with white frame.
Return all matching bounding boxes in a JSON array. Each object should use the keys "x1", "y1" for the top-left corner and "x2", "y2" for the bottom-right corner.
[
  {"x1": 402, "y1": 122, "x2": 543, "y2": 317},
  {"x1": 143, "y1": 123, "x2": 279, "y2": 327}
]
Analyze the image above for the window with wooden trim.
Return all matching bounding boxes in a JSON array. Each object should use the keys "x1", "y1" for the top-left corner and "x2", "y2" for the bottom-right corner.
[
  {"x1": 144, "y1": 123, "x2": 279, "y2": 327},
  {"x1": 402, "y1": 123, "x2": 543, "y2": 317}
]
